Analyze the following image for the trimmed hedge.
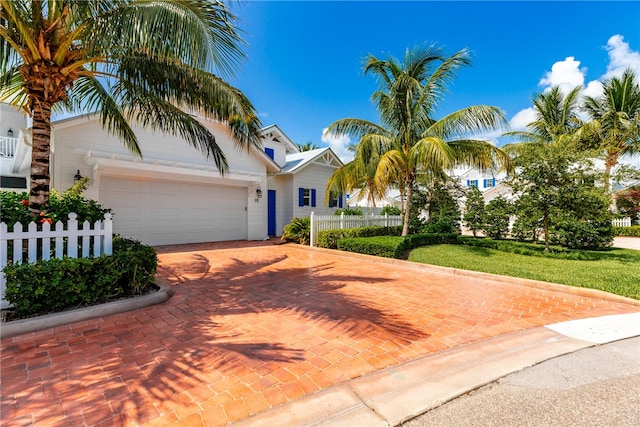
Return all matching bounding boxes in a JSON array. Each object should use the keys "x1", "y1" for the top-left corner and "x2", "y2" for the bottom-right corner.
[
  {"x1": 316, "y1": 226, "x2": 403, "y2": 249},
  {"x1": 455, "y1": 236, "x2": 615, "y2": 260},
  {"x1": 614, "y1": 226, "x2": 640, "y2": 237},
  {"x1": 3, "y1": 236, "x2": 157, "y2": 319},
  {"x1": 338, "y1": 236, "x2": 407, "y2": 258},
  {"x1": 336, "y1": 233, "x2": 459, "y2": 259}
]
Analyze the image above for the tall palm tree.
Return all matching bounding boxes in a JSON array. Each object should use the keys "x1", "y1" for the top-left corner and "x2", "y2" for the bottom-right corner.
[
  {"x1": 502, "y1": 86, "x2": 587, "y2": 250},
  {"x1": 326, "y1": 45, "x2": 511, "y2": 235},
  {"x1": 581, "y1": 68, "x2": 640, "y2": 192},
  {"x1": 503, "y1": 85, "x2": 584, "y2": 146},
  {"x1": 0, "y1": 0, "x2": 262, "y2": 214}
]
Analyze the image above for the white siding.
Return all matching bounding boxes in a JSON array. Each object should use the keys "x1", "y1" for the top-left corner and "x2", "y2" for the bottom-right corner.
[
  {"x1": 263, "y1": 140, "x2": 288, "y2": 167},
  {"x1": 50, "y1": 115, "x2": 270, "y2": 244},
  {"x1": 291, "y1": 163, "x2": 341, "y2": 219}
]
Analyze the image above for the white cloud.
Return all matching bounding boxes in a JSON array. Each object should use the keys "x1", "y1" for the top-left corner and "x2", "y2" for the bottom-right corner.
[
  {"x1": 509, "y1": 35, "x2": 640, "y2": 130},
  {"x1": 583, "y1": 80, "x2": 603, "y2": 99},
  {"x1": 604, "y1": 34, "x2": 640, "y2": 79},
  {"x1": 321, "y1": 128, "x2": 353, "y2": 163},
  {"x1": 539, "y1": 56, "x2": 585, "y2": 94},
  {"x1": 508, "y1": 107, "x2": 537, "y2": 131}
]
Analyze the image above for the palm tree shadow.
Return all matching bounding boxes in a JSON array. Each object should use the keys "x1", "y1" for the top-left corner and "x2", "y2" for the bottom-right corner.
[{"x1": 103, "y1": 251, "x2": 433, "y2": 424}]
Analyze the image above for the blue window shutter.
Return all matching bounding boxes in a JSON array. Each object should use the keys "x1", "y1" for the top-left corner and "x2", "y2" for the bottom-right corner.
[
  {"x1": 265, "y1": 147, "x2": 275, "y2": 159},
  {"x1": 466, "y1": 180, "x2": 470, "y2": 187},
  {"x1": 311, "y1": 189, "x2": 316, "y2": 207},
  {"x1": 338, "y1": 193, "x2": 343, "y2": 208},
  {"x1": 328, "y1": 191, "x2": 334, "y2": 208},
  {"x1": 492, "y1": 178, "x2": 496, "y2": 187},
  {"x1": 298, "y1": 188, "x2": 304, "y2": 206}
]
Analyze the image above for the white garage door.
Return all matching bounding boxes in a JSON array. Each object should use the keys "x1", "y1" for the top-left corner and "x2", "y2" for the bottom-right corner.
[{"x1": 99, "y1": 176, "x2": 248, "y2": 246}]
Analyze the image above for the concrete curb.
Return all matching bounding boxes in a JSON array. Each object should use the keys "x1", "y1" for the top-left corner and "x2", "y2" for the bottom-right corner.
[
  {"x1": 231, "y1": 322, "x2": 639, "y2": 427},
  {"x1": 0, "y1": 281, "x2": 174, "y2": 339},
  {"x1": 295, "y1": 244, "x2": 640, "y2": 306}
]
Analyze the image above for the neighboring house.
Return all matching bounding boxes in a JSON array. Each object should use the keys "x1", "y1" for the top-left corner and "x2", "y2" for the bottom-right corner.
[
  {"x1": 262, "y1": 125, "x2": 344, "y2": 236},
  {"x1": 452, "y1": 166, "x2": 506, "y2": 195},
  {"x1": 1, "y1": 106, "x2": 343, "y2": 245},
  {"x1": 0, "y1": 103, "x2": 30, "y2": 191},
  {"x1": 345, "y1": 188, "x2": 403, "y2": 214},
  {"x1": 341, "y1": 166, "x2": 506, "y2": 213}
]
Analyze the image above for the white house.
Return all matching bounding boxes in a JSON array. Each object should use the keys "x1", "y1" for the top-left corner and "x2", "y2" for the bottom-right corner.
[{"x1": 0, "y1": 105, "x2": 343, "y2": 246}]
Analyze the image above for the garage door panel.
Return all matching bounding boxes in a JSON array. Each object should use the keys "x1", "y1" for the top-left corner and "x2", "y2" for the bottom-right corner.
[{"x1": 100, "y1": 176, "x2": 247, "y2": 245}]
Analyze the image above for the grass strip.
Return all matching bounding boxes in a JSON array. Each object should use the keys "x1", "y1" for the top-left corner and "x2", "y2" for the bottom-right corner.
[{"x1": 408, "y1": 244, "x2": 640, "y2": 300}]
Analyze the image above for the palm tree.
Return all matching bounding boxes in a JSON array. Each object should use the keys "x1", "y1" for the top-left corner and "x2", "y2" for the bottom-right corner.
[
  {"x1": 296, "y1": 141, "x2": 319, "y2": 152},
  {"x1": 503, "y1": 85, "x2": 584, "y2": 146},
  {"x1": 581, "y1": 68, "x2": 640, "y2": 192},
  {"x1": 325, "y1": 141, "x2": 389, "y2": 209},
  {"x1": 502, "y1": 86, "x2": 587, "y2": 250},
  {"x1": 0, "y1": 0, "x2": 262, "y2": 214},
  {"x1": 325, "y1": 45, "x2": 511, "y2": 235}
]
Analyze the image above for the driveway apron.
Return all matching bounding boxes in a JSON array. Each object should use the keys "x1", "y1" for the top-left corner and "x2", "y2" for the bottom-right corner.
[{"x1": 2, "y1": 241, "x2": 638, "y2": 426}]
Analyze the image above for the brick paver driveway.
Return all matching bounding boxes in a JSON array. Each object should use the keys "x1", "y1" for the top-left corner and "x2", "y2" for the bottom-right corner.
[{"x1": 2, "y1": 240, "x2": 638, "y2": 426}]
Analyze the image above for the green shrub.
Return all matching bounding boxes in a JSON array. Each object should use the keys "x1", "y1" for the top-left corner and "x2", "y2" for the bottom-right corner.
[
  {"x1": 614, "y1": 225, "x2": 640, "y2": 237},
  {"x1": 483, "y1": 196, "x2": 512, "y2": 239},
  {"x1": 282, "y1": 217, "x2": 311, "y2": 244},
  {"x1": 551, "y1": 218, "x2": 614, "y2": 250},
  {"x1": 3, "y1": 236, "x2": 157, "y2": 319},
  {"x1": 380, "y1": 205, "x2": 402, "y2": 216},
  {"x1": 316, "y1": 225, "x2": 402, "y2": 249},
  {"x1": 337, "y1": 236, "x2": 407, "y2": 258},
  {"x1": 336, "y1": 233, "x2": 459, "y2": 259},
  {"x1": 1, "y1": 181, "x2": 110, "y2": 227},
  {"x1": 334, "y1": 208, "x2": 363, "y2": 216},
  {"x1": 422, "y1": 219, "x2": 457, "y2": 234},
  {"x1": 405, "y1": 233, "x2": 459, "y2": 248}
]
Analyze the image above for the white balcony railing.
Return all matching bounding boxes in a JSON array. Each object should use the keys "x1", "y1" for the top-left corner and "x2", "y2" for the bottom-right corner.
[{"x1": 0, "y1": 136, "x2": 18, "y2": 158}]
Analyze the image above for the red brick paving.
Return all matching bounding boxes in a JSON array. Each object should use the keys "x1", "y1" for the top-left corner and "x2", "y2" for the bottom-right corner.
[{"x1": 2, "y1": 240, "x2": 638, "y2": 426}]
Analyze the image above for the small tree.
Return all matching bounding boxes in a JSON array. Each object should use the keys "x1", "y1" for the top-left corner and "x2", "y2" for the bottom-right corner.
[
  {"x1": 463, "y1": 186, "x2": 485, "y2": 237},
  {"x1": 511, "y1": 194, "x2": 543, "y2": 241},
  {"x1": 483, "y1": 196, "x2": 512, "y2": 239},
  {"x1": 616, "y1": 186, "x2": 640, "y2": 224}
]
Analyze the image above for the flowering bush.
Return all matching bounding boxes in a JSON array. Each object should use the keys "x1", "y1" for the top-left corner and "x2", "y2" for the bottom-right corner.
[{"x1": 0, "y1": 179, "x2": 110, "y2": 228}]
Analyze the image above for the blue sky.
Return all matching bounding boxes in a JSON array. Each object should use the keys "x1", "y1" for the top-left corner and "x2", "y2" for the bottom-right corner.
[{"x1": 228, "y1": 1, "x2": 640, "y2": 163}]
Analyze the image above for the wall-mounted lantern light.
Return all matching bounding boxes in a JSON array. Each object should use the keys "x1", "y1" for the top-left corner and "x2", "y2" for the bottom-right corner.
[
  {"x1": 7, "y1": 128, "x2": 13, "y2": 137},
  {"x1": 256, "y1": 186, "x2": 263, "y2": 199},
  {"x1": 74, "y1": 169, "x2": 83, "y2": 182}
]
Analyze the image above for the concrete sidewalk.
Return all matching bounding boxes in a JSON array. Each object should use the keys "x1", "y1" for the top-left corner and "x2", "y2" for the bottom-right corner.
[
  {"x1": 231, "y1": 312, "x2": 640, "y2": 426},
  {"x1": 404, "y1": 335, "x2": 640, "y2": 426}
]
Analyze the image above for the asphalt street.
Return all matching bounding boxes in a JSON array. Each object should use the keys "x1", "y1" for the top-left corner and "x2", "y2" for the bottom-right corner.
[{"x1": 402, "y1": 336, "x2": 640, "y2": 427}]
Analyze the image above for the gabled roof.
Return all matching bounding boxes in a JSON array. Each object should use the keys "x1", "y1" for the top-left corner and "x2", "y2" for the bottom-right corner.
[
  {"x1": 260, "y1": 124, "x2": 298, "y2": 154},
  {"x1": 280, "y1": 147, "x2": 343, "y2": 174}
]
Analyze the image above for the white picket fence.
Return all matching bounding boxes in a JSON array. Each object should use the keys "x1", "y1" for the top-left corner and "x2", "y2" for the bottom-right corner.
[
  {"x1": 612, "y1": 217, "x2": 632, "y2": 227},
  {"x1": 0, "y1": 213, "x2": 113, "y2": 309},
  {"x1": 309, "y1": 212, "x2": 403, "y2": 247}
]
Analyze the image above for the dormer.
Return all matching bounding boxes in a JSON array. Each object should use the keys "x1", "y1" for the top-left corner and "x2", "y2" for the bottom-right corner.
[{"x1": 260, "y1": 124, "x2": 298, "y2": 168}]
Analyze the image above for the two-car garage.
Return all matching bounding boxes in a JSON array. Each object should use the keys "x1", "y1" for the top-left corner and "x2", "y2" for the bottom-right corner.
[{"x1": 99, "y1": 176, "x2": 248, "y2": 246}]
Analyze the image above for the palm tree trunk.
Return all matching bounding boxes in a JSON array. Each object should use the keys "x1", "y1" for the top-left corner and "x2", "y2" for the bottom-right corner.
[
  {"x1": 603, "y1": 158, "x2": 615, "y2": 194},
  {"x1": 402, "y1": 182, "x2": 413, "y2": 236},
  {"x1": 29, "y1": 102, "x2": 53, "y2": 215},
  {"x1": 543, "y1": 207, "x2": 549, "y2": 251}
]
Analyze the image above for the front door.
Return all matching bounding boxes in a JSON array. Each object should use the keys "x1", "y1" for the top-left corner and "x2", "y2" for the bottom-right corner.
[{"x1": 268, "y1": 190, "x2": 277, "y2": 236}]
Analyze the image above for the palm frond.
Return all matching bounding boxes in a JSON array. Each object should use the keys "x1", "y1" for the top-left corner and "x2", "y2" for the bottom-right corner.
[
  {"x1": 426, "y1": 105, "x2": 507, "y2": 140},
  {"x1": 447, "y1": 139, "x2": 513, "y2": 173},
  {"x1": 325, "y1": 118, "x2": 388, "y2": 141}
]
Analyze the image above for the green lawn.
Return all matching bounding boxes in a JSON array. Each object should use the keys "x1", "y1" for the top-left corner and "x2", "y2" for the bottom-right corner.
[{"x1": 408, "y1": 245, "x2": 640, "y2": 300}]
